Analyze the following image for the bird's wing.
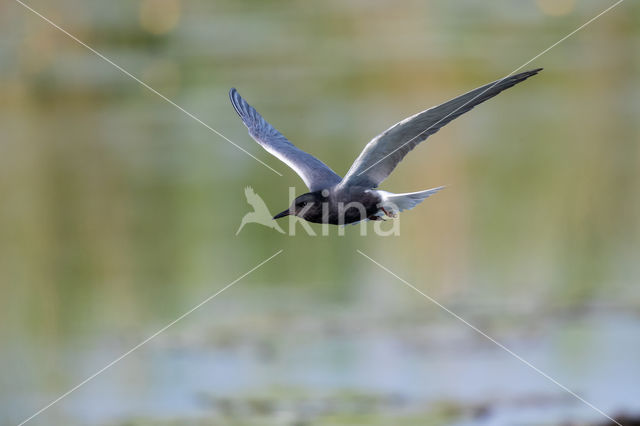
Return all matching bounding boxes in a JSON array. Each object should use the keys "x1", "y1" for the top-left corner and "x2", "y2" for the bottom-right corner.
[
  {"x1": 230, "y1": 88, "x2": 342, "y2": 191},
  {"x1": 244, "y1": 186, "x2": 270, "y2": 213},
  {"x1": 340, "y1": 69, "x2": 542, "y2": 189}
]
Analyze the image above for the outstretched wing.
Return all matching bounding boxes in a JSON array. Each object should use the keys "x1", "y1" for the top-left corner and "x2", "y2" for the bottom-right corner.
[
  {"x1": 230, "y1": 88, "x2": 342, "y2": 191},
  {"x1": 341, "y1": 69, "x2": 542, "y2": 189}
]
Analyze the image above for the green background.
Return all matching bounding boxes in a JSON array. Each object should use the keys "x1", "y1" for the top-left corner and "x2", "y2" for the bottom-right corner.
[{"x1": 1, "y1": 0, "x2": 638, "y2": 424}]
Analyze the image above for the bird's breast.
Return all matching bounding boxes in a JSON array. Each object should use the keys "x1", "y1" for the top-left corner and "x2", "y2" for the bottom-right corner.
[{"x1": 320, "y1": 187, "x2": 381, "y2": 224}]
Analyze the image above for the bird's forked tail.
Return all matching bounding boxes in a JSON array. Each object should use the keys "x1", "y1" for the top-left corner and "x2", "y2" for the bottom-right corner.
[{"x1": 378, "y1": 186, "x2": 445, "y2": 215}]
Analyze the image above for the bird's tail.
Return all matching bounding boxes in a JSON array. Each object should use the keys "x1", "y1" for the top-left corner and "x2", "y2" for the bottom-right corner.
[{"x1": 378, "y1": 186, "x2": 445, "y2": 214}]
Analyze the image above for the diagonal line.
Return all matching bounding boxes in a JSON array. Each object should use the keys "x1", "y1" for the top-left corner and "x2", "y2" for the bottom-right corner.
[
  {"x1": 356, "y1": 249, "x2": 622, "y2": 426},
  {"x1": 356, "y1": 0, "x2": 624, "y2": 177},
  {"x1": 13, "y1": 0, "x2": 283, "y2": 177},
  {"x1": 16, "y1": 249, "x2": 284, "y2": 426}
]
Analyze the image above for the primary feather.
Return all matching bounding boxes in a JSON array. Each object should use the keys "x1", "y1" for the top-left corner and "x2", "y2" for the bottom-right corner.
[
  {"x1": 341, "y1": 69, "x2": 543, "y2": 189},
  {"x1": 230, "y1": 88, "x2": 342, "y2": 191}
]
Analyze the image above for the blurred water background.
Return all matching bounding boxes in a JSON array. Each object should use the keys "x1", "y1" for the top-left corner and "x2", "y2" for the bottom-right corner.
[{"x1": 1, "y1": 0, "x2": 639, "y2": 424}]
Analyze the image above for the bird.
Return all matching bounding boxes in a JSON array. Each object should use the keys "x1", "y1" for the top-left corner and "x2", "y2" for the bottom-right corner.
[
  {"x1": 236, "y1": 186, "x2": 285, "y2": 235},
  {"x1": 230, "y1": 68, "x2": 542, "y2": 225}
]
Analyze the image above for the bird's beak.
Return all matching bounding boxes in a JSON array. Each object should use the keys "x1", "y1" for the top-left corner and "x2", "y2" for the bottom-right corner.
[{"x1": 273, "y1": 209, "x2": 290, "y2": 220}]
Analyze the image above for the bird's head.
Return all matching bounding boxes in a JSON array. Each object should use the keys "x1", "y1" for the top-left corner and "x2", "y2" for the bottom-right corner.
[{"x1": 273, "y1": 190, "x2": 328, "y2": 222}]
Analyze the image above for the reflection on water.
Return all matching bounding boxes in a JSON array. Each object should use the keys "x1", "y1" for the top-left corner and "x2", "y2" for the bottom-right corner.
[
  {"x1": 1, "y1": 0, "x2": 639, "y2": 425},
  {"x1": 4, "y1": 285, "x2": 640, "y2": 425}
]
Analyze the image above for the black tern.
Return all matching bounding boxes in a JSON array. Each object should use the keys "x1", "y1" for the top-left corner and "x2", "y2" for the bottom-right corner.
[{"x1": 230, "y1": 68, "x2": 541, "y2": 225}]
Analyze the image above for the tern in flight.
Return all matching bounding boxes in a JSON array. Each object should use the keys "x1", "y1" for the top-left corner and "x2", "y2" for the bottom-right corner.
[{"x1": 230, "y1": 68, "x2": 541, "y2": 225}]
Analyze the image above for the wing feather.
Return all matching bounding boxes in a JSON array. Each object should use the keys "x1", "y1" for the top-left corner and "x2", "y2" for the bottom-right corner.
[
  {"x1": 341, "y1": 69, "x2": 542, "y2": 189},
  {"x1": 230, "y1": 89, "x2": 342, "y2": 191}
]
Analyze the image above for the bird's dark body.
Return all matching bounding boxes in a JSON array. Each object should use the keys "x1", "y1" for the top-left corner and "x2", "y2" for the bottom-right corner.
[
  {"x1": 296, "y1": 186, "x2": 383, "y2": 225},
  {"x1": 230, "y1": 69, "x2": 542, "y2": 226}
]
